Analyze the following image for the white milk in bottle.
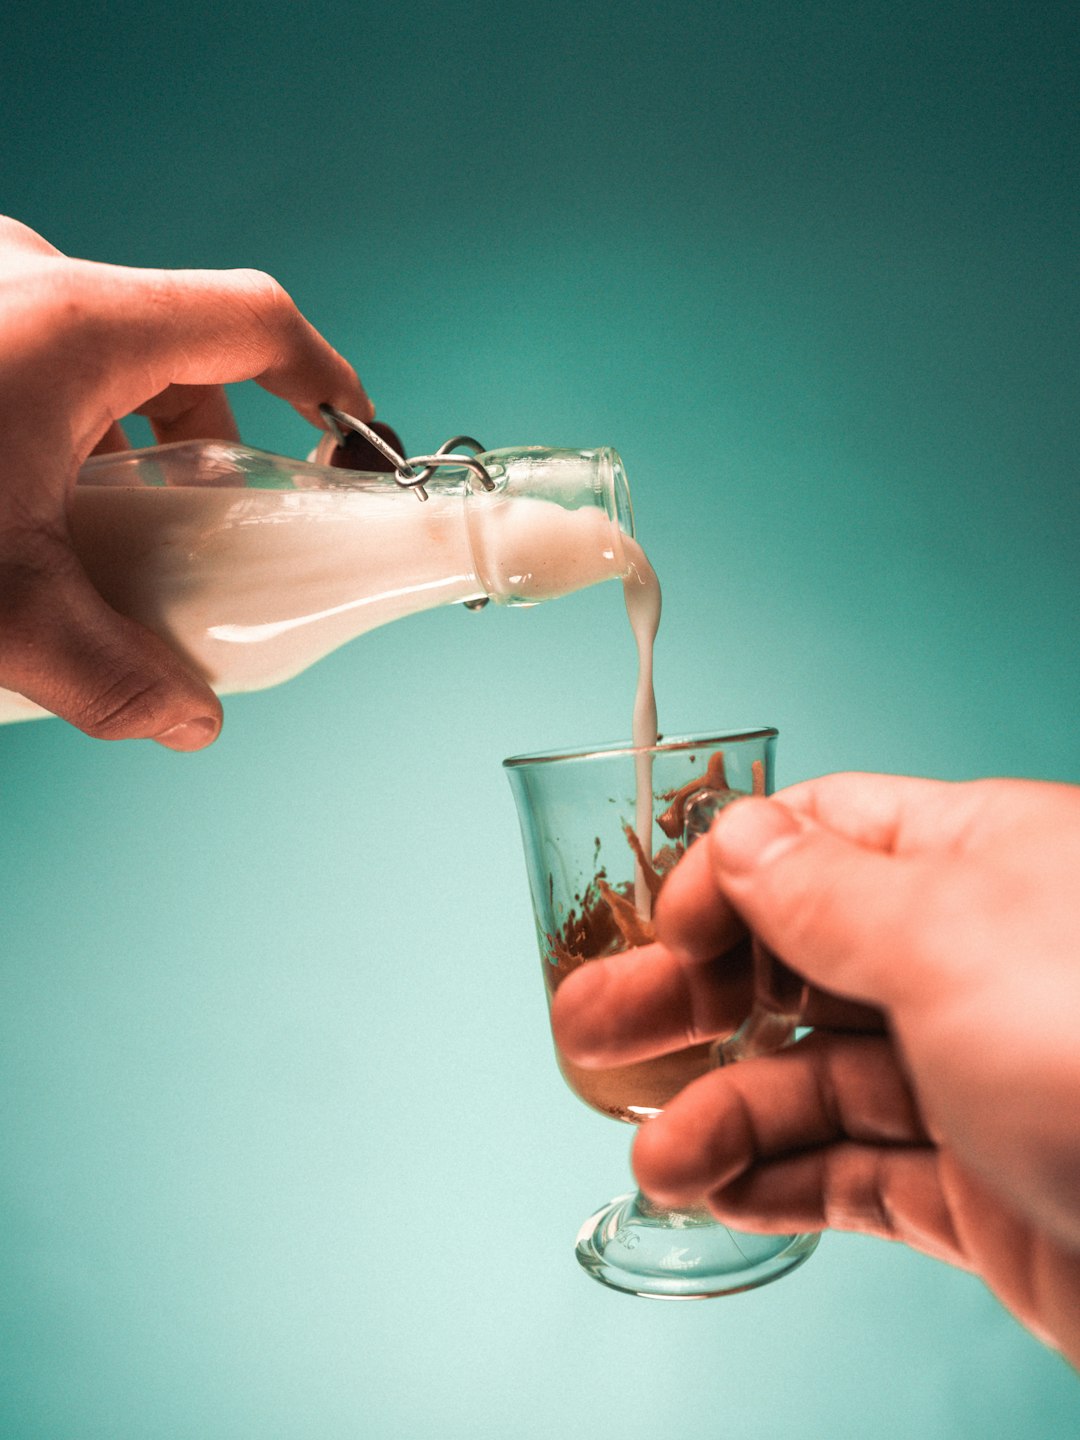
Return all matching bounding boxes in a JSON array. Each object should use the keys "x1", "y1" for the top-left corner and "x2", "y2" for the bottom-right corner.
[{"x1": 0, "y1": 441, "x2": 641, "y2": 725}]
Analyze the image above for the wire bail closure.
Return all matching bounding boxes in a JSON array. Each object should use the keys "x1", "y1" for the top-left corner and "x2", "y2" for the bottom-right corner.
[{"x1": 319, "y1": 404, "x2": 494, "y2": 503}]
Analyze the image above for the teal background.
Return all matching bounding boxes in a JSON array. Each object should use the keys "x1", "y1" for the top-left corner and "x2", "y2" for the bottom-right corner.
[{"x1": 2, "y1": 1, "x2": 1079, "y2": 1436}]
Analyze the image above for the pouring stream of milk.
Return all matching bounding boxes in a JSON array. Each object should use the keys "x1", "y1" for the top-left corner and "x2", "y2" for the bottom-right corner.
[{"x1": 621, "y1": 538, "x2": 662, "y2": 917}]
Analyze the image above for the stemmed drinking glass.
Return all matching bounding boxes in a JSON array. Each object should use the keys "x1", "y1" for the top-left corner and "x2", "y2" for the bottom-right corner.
[{"x1": 504, "y1": 728, "x2": 819, "y2": 1298}]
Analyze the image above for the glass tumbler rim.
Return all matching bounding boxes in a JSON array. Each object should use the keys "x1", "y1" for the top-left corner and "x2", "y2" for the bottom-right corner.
[{"x1": 502, "y1": 726, "x2": 778, "y2": 771}]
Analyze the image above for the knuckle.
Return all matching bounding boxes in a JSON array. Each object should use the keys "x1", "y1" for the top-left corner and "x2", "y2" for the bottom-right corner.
[
  {"x1": 823, "y1": 1146, "x2": 894, "y2": 1236},
  {"x1": 0, "y1": 539, "x2": 67, "y2": 638},
  {"x1": 0, "y1": 216, "x2": 61, "y2": 257},
  {"x1": 1, "y1": 261, "x2": 80, "y2": 344},
  {"x1": 16, "y1": 261, "x2": 123, "y2": 379},
  {"x1": 136, "y1": 267, "x2": 182, "y2": 317},
  {"x1": 230, "y1": 268, "x2": 296, "y2": 324},
  {"x1": 70, "y1": 673, "x2": 177, "y2": 741},
  {"x1": 0, "y1": 581, "x2": 46, "y2": 670},
  {"x1": 221, "y1": 269, "x2": 305, "y2": 362}
]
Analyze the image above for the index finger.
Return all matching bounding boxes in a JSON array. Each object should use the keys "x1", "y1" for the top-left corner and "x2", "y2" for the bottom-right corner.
[
  {"x1": 550, "y1": 939, "x2": 754, "y2": 1068},
  {"x1": 60, "y1": 259, "x2": 373, "y2": 436},
  {"x1": 653, "y1": 823, "x2": 743, "y2": 962}
]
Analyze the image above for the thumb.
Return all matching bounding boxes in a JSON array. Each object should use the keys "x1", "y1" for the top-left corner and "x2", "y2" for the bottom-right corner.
[
  {"x1": 707, "y1": 797, "x2": 923, "y2": 1011},
  {"x1": 0, "y1": 534, "x2": 222, "y2": 749}
]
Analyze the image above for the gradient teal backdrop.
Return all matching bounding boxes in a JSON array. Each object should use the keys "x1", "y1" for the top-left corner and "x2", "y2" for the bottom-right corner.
[{"x1": 2, "y1": 2, "x2": 1078, "y2": 1436}]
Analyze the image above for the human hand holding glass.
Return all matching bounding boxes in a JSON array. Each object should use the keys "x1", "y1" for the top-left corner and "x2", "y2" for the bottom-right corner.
[
  {"x1": 553, "y1": 771, "x2": 1080, "y2": 1363},
  {"x1": 505, "y1": 729, "x2": 818, "y2": 1298}
]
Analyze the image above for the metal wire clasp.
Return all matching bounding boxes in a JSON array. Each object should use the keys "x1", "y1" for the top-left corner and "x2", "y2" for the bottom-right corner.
[{"x1": 319, "y1": 404, "x2": 494, "y2": 503}]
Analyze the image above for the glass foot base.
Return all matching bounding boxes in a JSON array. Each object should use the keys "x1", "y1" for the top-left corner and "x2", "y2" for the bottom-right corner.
[{"x1": 575, "y1": 1191, "x2": 819, "y2": 1299}]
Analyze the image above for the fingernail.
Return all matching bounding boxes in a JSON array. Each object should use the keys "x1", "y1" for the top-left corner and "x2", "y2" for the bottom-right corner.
[
  {"x1": 154, "y1": 716, "x2": 219, "y2": 752},
  {"x1": 710, "y1": 798, "x2": 802, "y2": 875}
]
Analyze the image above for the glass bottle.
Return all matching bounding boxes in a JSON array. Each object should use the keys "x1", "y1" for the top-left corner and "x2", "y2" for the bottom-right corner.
[{"x1": 0, "y1": 429, "x2": 636, "y2": 724}]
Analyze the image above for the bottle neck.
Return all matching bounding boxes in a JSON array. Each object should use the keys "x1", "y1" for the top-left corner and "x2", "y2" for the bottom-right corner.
[{"x1": 465, "y1": 447, "x2": 634, "y2": 606}]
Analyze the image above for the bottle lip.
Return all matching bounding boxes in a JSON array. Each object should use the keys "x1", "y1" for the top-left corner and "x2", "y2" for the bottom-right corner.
[{"x1": 597, "y1": 446, "x2": 635, "y2": 579}]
